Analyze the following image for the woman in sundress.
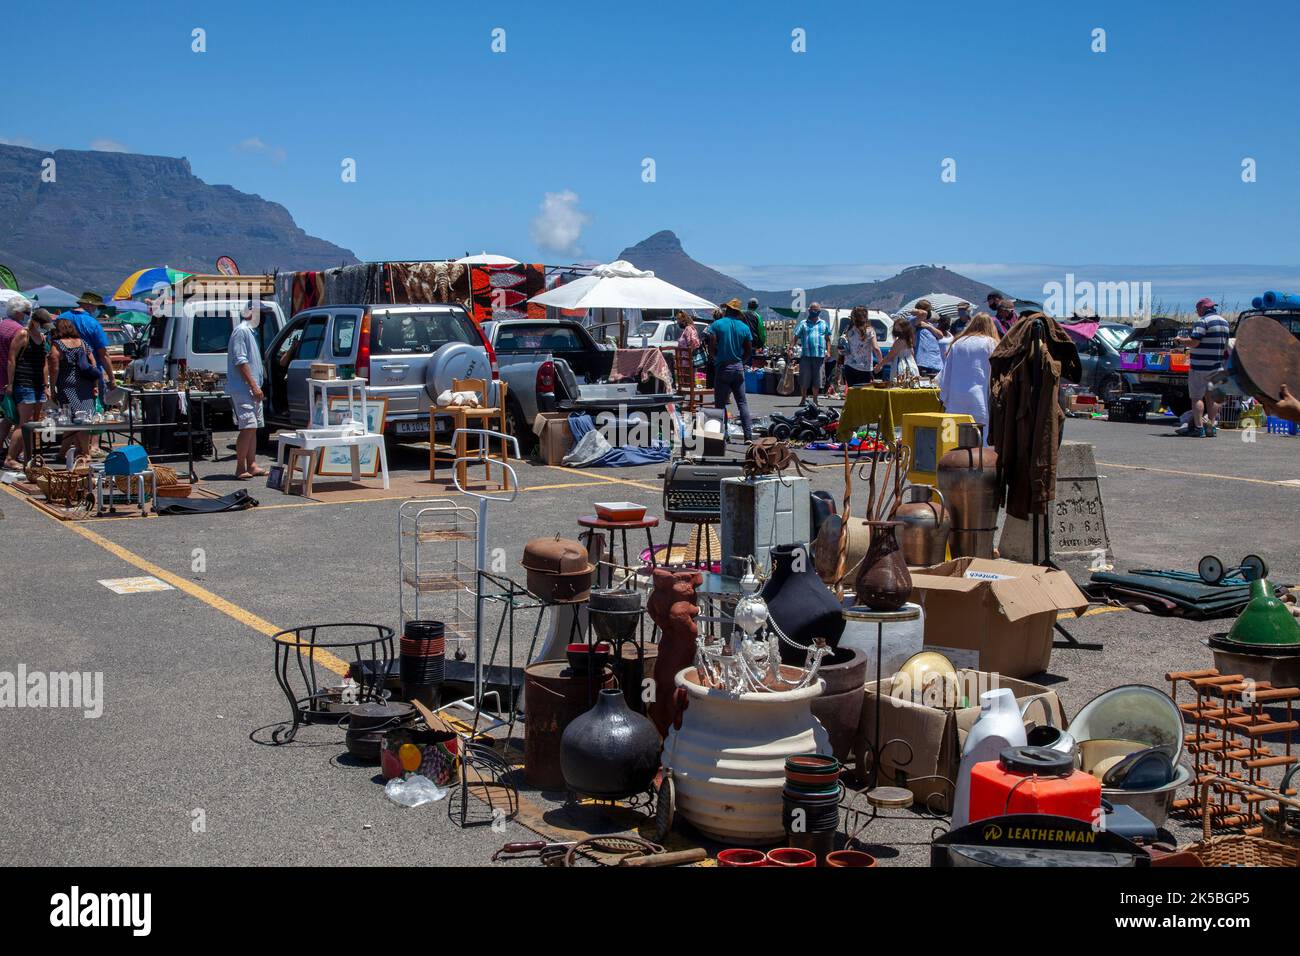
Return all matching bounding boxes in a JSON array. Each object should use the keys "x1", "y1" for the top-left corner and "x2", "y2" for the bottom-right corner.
[{"x1": 47, "y1": 318, "x2": 99, "y2": 460}]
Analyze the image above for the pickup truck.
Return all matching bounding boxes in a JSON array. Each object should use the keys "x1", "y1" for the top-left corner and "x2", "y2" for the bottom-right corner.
[{"x1": 482, "y1": 318, "x2": 676, "y2": 451}]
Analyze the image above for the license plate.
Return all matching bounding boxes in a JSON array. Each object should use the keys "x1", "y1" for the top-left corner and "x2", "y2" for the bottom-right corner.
[{"x1": 394, "y1": 421, "x2": 429, "y2": 436}]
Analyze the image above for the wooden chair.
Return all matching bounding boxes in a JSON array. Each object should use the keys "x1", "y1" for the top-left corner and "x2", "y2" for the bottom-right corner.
[
  {"x1": 673, "y1": 345, "x2": 712, "y2": 414},
  {"x1": 429, "y1": 377, "x2": 511, "y2": 490}
]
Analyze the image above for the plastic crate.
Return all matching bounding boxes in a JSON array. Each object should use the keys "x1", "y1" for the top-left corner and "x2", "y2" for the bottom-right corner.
[
  {"x1": 1142, "y1": 352, "x2": 1171, "y2": 371},
  {"x1": 1107, "y1": 396, "x2": 1152, "y2": 422},
  {"x1": 1266, "y1": 415, "x2": 1300, "y2": 436},
  {"x1": 1170, "y1": 352, "x2": 1191, "y2": 372},
  {"x1": 1119, "y1": 353, "x2": 1144, "y2": 371},
  {"x1": 1217, "y1": 396, "x2": 1244, "y2": 428}
]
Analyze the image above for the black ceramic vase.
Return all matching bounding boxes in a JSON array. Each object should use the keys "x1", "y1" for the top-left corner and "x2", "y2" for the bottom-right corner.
[
  {"x1": 761, "y1": 544, "x2": 846, "y2": 665},
  {"x1": 560, "y1": 689, "x2": 661, "y2": 799}
]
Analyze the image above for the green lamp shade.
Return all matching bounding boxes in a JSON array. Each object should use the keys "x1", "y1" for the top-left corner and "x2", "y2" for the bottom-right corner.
[{"x1": 1226, "y1": 579, "x2": 1300, "y2": 647}]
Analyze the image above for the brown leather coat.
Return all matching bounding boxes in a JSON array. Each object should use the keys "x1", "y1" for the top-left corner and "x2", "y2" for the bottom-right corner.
[{"x1": 988, "y1": 315, "x2": 1081, "y2": 519}]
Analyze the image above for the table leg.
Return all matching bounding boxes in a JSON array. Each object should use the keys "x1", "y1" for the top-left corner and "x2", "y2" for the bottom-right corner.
[
  {"x1": 646, "y1": 528, "x2": 657, "y2": 569},
  {"x1": 350, "y1": 445, "x2": 361, "y2": 482},
  {"x1": 376, "y1": 438, "x2": 390, "y2": 490},
  {"x1": 304, "y1": 450, "x2": 317, "y2": 497},
  {"x1": 454, "y1": 414, "x2": 468, "y2": 488}
]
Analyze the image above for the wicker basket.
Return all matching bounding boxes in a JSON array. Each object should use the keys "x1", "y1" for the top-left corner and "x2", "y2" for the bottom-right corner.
[
  {"x1": 1186, "y1": 777, "x2": 1300, "y2": 866},
  {"x1": 30, "y1": 456, "x2": 91, "y2": 506}
]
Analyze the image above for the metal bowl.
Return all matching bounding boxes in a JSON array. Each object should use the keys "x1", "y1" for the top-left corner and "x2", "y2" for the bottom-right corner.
[{"x1": 1101, "y1": 762, "x2": 1192, "y2": 828}]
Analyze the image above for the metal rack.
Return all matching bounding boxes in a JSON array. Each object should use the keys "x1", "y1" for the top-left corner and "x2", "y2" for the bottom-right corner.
[{"x1": 397, "y1": 497, "x2": 479, "y2": 657}]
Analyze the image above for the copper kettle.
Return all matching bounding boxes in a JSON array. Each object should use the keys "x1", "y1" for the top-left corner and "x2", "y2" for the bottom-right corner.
[{"x1": 891, "y1": 484, "x2": 951, "y2": 567}]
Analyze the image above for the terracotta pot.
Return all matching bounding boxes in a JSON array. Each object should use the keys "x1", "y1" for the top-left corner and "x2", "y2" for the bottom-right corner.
[
  {"x1": 647, "y1": 568, "x2": 701, "y2": 737},
  {"x1": 826, "y1": 850, "x2": 877, "y2": 868},
  {"x1": 765, "y1": 847, "x2": 817, "y2": 867},
  {"x1": 761, "y1": 544, "x2": 845, "y2": 665},
  {"x1": 560, "y1": 688, "x2": 662, "y2": 799},
  {"x1": 665, "y1": 667, "x2": 829, "y2": 845},
  {"x1": 854, "y1": 521, "x2": 912, "y2": 611},
  {"x1": 717, "y1": 848, "x2": 768, "y2": 867}
]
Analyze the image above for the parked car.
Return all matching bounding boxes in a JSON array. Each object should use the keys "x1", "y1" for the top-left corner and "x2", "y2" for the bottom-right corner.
[
  {"x1": 100, "y1": 325, "x2": 134, "y2": 375},
  {"x1": 127, "y1": 299, "x2": 285, "y2": 389},
  {"x1": 263, "y1": 304, "x2": 495, "y2": 442},
  {"x1": 483, "y1": 318, "x2": 674, "y2": 451}
]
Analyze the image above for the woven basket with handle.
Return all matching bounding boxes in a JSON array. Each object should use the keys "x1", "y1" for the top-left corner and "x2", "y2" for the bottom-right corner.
[
  {"x1": 29, "y1": 456, "x2": 91, "y2": 506},
  {"x1": 1186, "y1": 776, "x2": 1300, "y2": 866}
]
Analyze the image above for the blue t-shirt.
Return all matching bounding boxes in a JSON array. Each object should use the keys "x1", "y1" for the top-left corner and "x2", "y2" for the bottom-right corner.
[
  {"x1": 912, "y1": 317, "x2": 944, "y2": 372},
  {"x1": 1189, "y1": 313, "x2": 1230, "y2": 371},
  {"x1": 795, "y1": 315, "x2": 831, "y2": 358},
  {"x1": 59, "y1": 309, "x2": 109, "y2": 353},
  {"x1": 704, "y1": 316, "x2": 752, "y2": 367}
]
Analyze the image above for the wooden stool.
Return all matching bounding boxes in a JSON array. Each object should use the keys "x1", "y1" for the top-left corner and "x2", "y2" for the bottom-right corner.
[{"x1": 284, "y1": 447, "x2": 319, "y2": 496}]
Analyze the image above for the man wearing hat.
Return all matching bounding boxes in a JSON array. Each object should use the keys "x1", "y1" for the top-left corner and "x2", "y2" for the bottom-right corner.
[
  {"x1": 58, "y1": 292, "x2": 112, "y2": 396},
  {"x1": 1175, "y1": 297, "x2": 1231, "y2": 437},
  {"x1": 701, "y1": 299, "x2": 754, "y2": 442}
]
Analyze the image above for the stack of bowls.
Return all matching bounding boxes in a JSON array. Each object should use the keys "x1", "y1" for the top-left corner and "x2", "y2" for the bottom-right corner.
[
  {"x1": 783, "y1": 754, "x2": 843, "y2": 864},
  {"x1": 400, "y1": 620, "x2": 445, "y2": 707}
]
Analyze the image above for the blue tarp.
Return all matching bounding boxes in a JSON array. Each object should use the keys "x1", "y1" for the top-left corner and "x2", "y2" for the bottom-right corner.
[{"x1": 564, "y1": 412, "x2": 671, "y2": 467}]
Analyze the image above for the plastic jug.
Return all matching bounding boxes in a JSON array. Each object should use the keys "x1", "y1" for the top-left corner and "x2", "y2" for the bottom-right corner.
[{"x1": 968, "y1": 745, "x2": 1101, "y2": 825}]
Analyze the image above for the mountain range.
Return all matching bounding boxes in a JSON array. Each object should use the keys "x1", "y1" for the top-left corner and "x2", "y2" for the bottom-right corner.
[
  {"x1": 0, "y1": 144, "x2": 357, "y2": 295},
  {"x1": 618, "y1": 230, "x2": 1000, "y2": 312}
]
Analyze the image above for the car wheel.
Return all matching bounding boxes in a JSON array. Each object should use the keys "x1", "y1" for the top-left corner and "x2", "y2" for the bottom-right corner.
[
  {"x1": 506, "y1": 397, "x2": 537, "y2": 454},
  {"x1": 1099, "y1": 374, "x2": 1127, "y2": 404}
]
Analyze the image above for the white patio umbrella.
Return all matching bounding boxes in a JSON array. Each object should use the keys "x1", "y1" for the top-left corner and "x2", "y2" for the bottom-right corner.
[
  {"x1": 455, "y1": 252, "x2": 520, "y2": 265},
  {"x1": 529, "y1": 260, "x2": 716, "y2": 345},
  {"x1": 528, "y1": 260, "x2": 716, "y2": 312},
  {"x1": 22, "y1": 284, "x2": 78, "y2": 309}
]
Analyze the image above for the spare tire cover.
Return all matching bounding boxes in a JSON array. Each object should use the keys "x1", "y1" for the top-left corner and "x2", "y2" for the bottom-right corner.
[{"x1": 427, "y1": 342, "x2": 493, "y2": 400}]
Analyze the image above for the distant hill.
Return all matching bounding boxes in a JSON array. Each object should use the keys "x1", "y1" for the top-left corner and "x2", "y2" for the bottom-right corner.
[
  {"x1": 0, "y1": 144, "x2": 357, "y2": 295},
  {"x1": 616, "y1": 229, "x2": 1000, "y2": 312},
  {"x1": 617, "y1": 230, "x2": 752, "y2": 304}
]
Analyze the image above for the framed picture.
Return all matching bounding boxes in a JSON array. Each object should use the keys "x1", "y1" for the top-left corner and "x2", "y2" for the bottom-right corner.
[
  {"x1": 266, "y1": 464, "x2": 285, "y2": 491},
  {"x1": 315, "y1": 397, "x2": 388, "y2": 478}
]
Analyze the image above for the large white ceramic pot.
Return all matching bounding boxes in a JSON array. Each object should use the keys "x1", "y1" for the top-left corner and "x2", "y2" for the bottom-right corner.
[{"x1": 665, "y1": 666, "x2": 829, "y2": 845}]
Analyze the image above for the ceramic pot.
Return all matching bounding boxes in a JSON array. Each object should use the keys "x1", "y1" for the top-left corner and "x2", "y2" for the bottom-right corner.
[
  {"x1": 808, "y1": 647, "x2": 868, "y2": 761},
  {"x1": 761, "y1": 544, "x2": 846, "y2": 666},
  {"x1": 826, "y1": 850, "x2": 877, "y2": 868},
  {"x1": 560, "y1": 689, "x2": 662, "y2": 799},
  {"x1": 854, "y1": 521, "x2": 912, "y2": 611},
  {"x1": 765, "y1": 847, "x2": 817, "y2": 867},
  {"x1": 717, "y1": 848, "x2": 768, "y2": 867},
  {"x1": 647, "y1": 568, "x2": 701, "y2": 737},
  {"x1": 666, "y1": 667, "x2": 829, "y2": 845}
]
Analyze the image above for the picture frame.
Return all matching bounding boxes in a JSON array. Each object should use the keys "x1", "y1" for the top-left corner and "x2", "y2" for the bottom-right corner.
[
  {"x1": 315, "y1": 396, "x2": 388, "y2": 478},
  {"x1": 266, "y1": 464, "x2": 285, "y2": 491}
]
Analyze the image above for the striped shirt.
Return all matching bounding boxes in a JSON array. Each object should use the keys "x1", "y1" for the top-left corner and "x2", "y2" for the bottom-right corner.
[
  {"x1": 1189, "y1": 312, "x2": 1230, "y2": 371},
  {"x1": 795, "y1": 315, "x2": 831, "y2": 358}
]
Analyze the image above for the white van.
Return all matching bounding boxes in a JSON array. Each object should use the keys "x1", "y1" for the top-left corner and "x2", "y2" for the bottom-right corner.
[{"x1": 127, "y1": 298, "x2": 285, "y2": 389}]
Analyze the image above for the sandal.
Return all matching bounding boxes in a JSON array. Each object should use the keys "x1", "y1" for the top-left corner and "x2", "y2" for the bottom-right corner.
[
  {"x1": 236, "y1": 472, "x2": 254, "y2": 480},
  {"x1": 247, "y1": 466, "x2": 269, "y2": 477}
]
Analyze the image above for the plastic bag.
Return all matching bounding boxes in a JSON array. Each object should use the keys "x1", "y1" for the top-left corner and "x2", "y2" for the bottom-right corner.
[{"x1": 384, "y1": 773, "x2": 448, "y2": 808}]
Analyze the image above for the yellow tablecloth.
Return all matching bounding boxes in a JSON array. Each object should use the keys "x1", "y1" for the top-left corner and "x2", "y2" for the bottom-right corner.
[{"x1": 836, "y1": 387, "x2": 942, "y2": 439}]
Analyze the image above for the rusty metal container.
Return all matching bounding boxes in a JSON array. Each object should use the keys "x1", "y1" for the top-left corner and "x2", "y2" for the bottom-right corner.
[
  {"x1": 524, "y1": 661, "x2": 613, "y2": 790},
  {"x1": 937, "y1": 424, "x2": 999, "y2": 559},
  {"x1": 891, "y1": 484, "x2": 951, "y2": 567}
]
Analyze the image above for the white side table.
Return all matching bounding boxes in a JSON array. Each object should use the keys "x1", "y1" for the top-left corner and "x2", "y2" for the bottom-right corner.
[
  {"x1": 308, "y1": 377, "x2": 369, "y2": 429},
  {"x1": 273, "y1": 429, "x2": 390, "y2": 494}
]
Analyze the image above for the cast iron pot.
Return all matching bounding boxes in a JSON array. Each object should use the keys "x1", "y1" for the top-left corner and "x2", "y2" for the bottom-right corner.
[{"x1": 560, "y1": 688, "x2": 661, "y2": 799}]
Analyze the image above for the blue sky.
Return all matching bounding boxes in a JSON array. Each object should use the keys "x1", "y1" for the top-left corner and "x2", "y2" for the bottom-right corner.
[{"x1": 4, "y1": 0, "x2": 1298, "y2": 304}]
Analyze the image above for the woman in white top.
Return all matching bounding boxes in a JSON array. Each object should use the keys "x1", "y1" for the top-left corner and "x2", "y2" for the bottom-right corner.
[
  {"x1": 938, "y1": 312, "x2": 1000, "y2": 441},
  {"x1": 875, "y1": 317, "x2": 920, "y2": 380}
]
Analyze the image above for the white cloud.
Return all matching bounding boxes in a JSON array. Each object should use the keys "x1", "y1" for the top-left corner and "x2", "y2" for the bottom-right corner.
[
  {"x1": 234, "y1": 136, "x2": 287, "y2": 165},
  {"x1": 530, "y1": 190, "x2": 590, "y2": 257},
  {"x1": 90, "y1": 138, "x2": 129, "y2": 153}
]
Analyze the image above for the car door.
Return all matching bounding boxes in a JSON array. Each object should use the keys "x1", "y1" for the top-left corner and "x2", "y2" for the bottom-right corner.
[
  {"x1": 265, "y1": 315, "x2": 307, "y2": 422},
  {"x1": 286, "y1": 313, "x2": 329, "y2": 423}
]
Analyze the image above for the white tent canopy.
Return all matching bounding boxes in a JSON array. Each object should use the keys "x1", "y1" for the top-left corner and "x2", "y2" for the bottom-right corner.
[
  {"x1": 455, "y1": 252, "x2": 519, "y2": 265},
  {"x1": 528, "y1": 260, "x2": 716, "y2": 312},
  {"x1": 22, "y1": 285, "x2": 78, "y2": 309},
  {"x1": 898, "y1": 292, "x2": 971, "y2": 318}
]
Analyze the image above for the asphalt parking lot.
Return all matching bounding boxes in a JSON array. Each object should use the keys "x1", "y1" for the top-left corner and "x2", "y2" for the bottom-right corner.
[{"x1": 2, "y1": 393, "x2": 1297, "y2": 866}]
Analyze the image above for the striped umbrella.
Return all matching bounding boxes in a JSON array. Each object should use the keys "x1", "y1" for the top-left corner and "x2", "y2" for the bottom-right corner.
[{"x1": 113, "y1": 266, "x2": 192, "y2": 301}]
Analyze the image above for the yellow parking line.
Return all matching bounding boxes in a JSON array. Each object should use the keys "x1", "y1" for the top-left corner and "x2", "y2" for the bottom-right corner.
[
  {"x1": 1097, "y1": 461, "x2": 1293, "y2": 488},
  {"x1": 4, "y1": 484, "x2": 349, "y2": 674}
]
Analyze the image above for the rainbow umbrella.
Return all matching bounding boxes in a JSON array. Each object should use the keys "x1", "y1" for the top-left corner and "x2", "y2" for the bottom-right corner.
[{"x1": 113, "y1": 266, "x2": 192, "y2": 301}]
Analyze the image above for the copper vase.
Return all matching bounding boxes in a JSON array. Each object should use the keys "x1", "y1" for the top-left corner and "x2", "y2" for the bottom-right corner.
[{"x1": 854, "y1": 520, "x2": 912, "y2": 611}]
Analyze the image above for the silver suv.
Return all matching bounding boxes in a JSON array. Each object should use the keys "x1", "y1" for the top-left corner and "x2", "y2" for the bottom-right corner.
[{"x1": 263, "y1": 304, "x2": 495, "y2": 441}]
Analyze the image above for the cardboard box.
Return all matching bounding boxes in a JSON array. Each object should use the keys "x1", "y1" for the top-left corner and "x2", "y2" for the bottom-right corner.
[
  {"x1": 908, "y1": 557, "x2": 1088, "y2": 679},
  {"x1": 532, "y1": 412, "x2": 574, "y2": 466},
  {"x1": 857, "y1": 670, "x2": 1067, "y2": 814}
]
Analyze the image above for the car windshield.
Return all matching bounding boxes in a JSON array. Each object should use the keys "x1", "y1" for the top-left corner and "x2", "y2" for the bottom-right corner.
[
  {"x1": 1096, "y1": 326, "x2": 1129, "y2": 351},
  {"x1": 370, "y1": 309, "x2": 477, "y2": 354}
]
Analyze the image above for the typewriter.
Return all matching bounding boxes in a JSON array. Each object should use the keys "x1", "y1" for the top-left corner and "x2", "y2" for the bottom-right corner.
[{"x1": 662, "y1": 456, "x2": 745, "y2": 522}]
